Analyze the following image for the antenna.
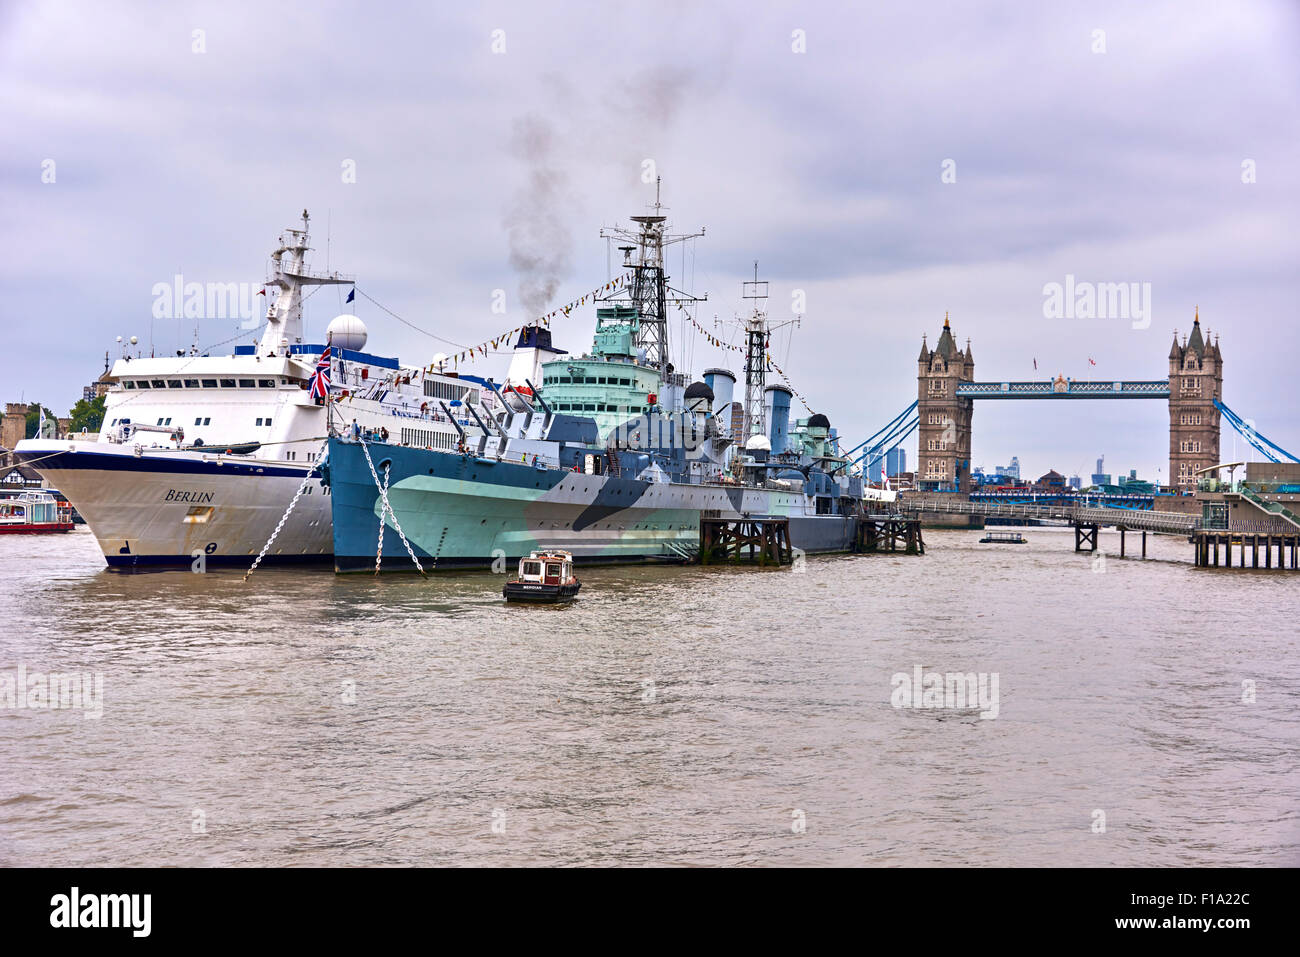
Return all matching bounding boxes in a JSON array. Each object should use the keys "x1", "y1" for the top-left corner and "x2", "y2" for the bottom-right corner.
[
  {"x1": 598, "y1": 178, "x2": 706, "y2": 374},
  {"x1": 721, "y1": 262, "x2": 799, "y2": 446}
]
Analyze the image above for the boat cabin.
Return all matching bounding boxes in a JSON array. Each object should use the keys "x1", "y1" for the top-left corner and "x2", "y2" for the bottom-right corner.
[
  {"x1": 0, "y1": 491, "x2": 73, "y2": 531},
  {"x1": 517, "y1": 550, "x2": 576, "y2": 586}
]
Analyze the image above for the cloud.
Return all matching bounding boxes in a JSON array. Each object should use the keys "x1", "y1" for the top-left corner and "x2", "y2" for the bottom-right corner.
[{"x1": 1, "y1": 0, "x2": 1296, "y2": 478}]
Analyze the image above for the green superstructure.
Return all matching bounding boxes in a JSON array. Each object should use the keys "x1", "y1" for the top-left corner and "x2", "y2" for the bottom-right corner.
[{"x1": 539, "y1": 305, "x2": 663, "y2": 442}]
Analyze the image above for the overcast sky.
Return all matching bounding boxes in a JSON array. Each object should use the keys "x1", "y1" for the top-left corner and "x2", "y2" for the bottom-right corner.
[{"x1": 2, "y1": 0, "x2": 1297, "y2": 479}]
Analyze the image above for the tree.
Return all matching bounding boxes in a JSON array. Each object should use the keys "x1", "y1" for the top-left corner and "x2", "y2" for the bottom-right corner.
[
  {"x1": 69, "y1": 395, "x2": 107, "y2": 434},
  {"x1": 24, "y1": 403, "x2": 56, "y2": 439}
]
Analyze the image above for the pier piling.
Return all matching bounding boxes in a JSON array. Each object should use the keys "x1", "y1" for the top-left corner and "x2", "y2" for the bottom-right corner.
[
  {"x1": 699, "y1": 518, "x2": 792, "y2": 565},
  {"x1": 852, "y1": 516, "x2": 925, "y2": 555}
]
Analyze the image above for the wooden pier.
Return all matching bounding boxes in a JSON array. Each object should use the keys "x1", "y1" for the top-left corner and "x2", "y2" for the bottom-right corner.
[
  {"x1": 699, "y1": 517, "x2": 792, "y2": 565},
  {"x1": 853, "y1": 516, "x2": 925, "y2": 555},
  {"x1": 1192, "y1": 531, "x2": 1300, "y2": 569}
]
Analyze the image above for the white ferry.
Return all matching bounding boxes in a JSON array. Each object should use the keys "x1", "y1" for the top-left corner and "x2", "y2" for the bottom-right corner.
[{"x1": 14, "y1": 212, "x2": 513, "y2": 569}]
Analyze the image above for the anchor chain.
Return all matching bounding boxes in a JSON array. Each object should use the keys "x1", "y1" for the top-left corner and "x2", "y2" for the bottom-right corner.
[
  {"x1": 244, "y1": 437, "x2": 330, "y2": 582},
  {"x1": 360, "y1": 437, "x2": 427, "y2": 576},
  {"x1": 374, "y1": 462, "x2": 389, "y2": 574}
]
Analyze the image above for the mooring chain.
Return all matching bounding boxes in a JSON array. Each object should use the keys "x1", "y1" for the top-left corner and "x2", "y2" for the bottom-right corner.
[
  {"x1": 359, "y1": 437, "x2": 427, "y2": 576},
  {"x1": 244, "y1": 437, "x2": 330, "y2": 583},
  {"x1": 374, "y1": 461, "x2": 389, "y2": 574}
]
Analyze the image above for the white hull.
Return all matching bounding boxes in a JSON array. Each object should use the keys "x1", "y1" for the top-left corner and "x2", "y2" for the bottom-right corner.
[{"x1": 15, "y1": 440, "x2": 331, "y2": 568}]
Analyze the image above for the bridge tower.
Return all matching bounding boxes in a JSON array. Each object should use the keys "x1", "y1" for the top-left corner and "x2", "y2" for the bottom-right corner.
[
  {"x1": 1167, "y1": 309, "x2": 1223, "y2": 490},
  {"x1": 916, "y1": 314, "x2": 975, "y2": 492}
]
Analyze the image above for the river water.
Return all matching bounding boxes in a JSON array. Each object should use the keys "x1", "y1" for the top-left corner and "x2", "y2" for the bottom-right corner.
[{"x1": 1, "y1": 526, "x2": 1296, "y2": 867}]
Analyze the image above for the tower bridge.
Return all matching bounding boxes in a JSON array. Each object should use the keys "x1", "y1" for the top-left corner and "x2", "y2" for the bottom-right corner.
[{"x1": 915, "y1": 310, "x2": 1223, "y2": 492}]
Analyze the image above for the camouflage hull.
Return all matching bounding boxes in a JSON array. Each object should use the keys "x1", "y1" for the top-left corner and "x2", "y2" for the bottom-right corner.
[{"x1": 327, "y1": 439, "x2": 858, "y2": 573}]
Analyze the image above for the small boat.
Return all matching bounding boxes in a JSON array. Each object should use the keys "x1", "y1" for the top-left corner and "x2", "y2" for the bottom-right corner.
[
  {"x1": 979, "y1": 530, "x2": 1027, "y2": 544},
  {"x1": 503, "y1": 550, "x2": 581, "y2": 603},
  {"x1": 0, "y1": 491, "x2": 76, "y2": 534}
]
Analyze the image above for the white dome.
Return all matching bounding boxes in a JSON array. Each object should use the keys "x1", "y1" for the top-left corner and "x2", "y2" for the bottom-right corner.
[
  {"x1": 745, "y1": 434, "x2": 771, "y2": 451},
  {"x1": 326, "y1": 314, "x2": 368, "y2": 351}
]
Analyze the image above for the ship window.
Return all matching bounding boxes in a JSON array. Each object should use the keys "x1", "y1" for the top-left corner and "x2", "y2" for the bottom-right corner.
[
  {"x1": 598, "y1": 377, "x2": 607, "y2": 384},
  {"x1": 201, "y1": 379, "x2": 218, "y2": 388},
  {"x1": 194, "y1": 417, "x2": 202, "y2": 426},
  {"x1": 137, "y1": 380, "x2": 151, "y2": 389},
  {"x1": 123, "y1": 380, "x2": 137, "y2": 389},
  {"x1": 219, "y1": 379, "x2": 236, "y2": 388},
  {"x1": 584, "y1": 404, "x2": 595, "y2": 411},
  {"x1": 203, "y1": 418, "x2": 210, "y2": 425},
  {"x1": 522, "y1": 561, "x2": 542, "y2": 578},
  {"x1": 258, "y1": 379, "x2": 275, "y2": 388},
  {"x1": 238, "y1": 379, "x2": 255, "y2": 388},
  {"x1": 585, "y1": 377, "x2": 597, "y2": 384},
  {"x1": 167, "y1": 380, "x2": 183, "y2": 388},
  {"x1": 151, "y1": 380, "x2": 166, "y2": 388},
  {"x1": 620, "y1": 378, "x2": 631, "y2": 386},
  {"x1": 184, "y1": 379, "x2": 200, "y2": 388}
]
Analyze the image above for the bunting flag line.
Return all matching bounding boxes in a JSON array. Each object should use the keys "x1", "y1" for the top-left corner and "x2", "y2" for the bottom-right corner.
[
  {"x1": 424, "y1": 273, "x2": 632, "y2": 373},
  {"x1": 766, "y1": 354, "x2": 817, "y2": 415},
  {"x1": 672, "y1": 301, "x2": 818, "y2": 415},
  {"x1": 675, "y1": 303, "x2": 744, "y2": 353}
]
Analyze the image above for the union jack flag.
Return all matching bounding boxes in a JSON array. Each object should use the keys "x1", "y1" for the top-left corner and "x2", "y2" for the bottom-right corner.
[{"x1": 308, "y1": 347, "x2": 331, "y2": 399}]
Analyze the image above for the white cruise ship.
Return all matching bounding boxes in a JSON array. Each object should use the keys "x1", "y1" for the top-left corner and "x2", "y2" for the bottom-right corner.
[{"x1": 15, "y1": 212, "x2": 521, "y2": 569}]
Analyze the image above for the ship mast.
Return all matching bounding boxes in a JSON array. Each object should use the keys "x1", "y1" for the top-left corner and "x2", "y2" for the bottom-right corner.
[
  {"x1": 259, "y1": 210, "x2": 354, "y2": 355},
  {"x1": 734, "y1": 262, "x2": 799, "y2": 446},
  {"x1": 598, "y1": 178, "x2": 705, "y2": 375}
]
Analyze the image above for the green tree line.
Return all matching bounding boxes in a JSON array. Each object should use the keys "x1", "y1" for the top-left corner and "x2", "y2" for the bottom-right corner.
[{"x1": 22, "y1": 395, "x2": 106, "y2": 438}]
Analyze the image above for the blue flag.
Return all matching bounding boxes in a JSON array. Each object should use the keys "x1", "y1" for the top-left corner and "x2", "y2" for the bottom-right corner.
[{"x1": 346, "y1": 288, "x2": 355, "y2": 303}]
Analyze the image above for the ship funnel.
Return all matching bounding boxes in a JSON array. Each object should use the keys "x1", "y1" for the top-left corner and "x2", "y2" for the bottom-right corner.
[
  {"x1": 764, "y1": 384, "x2": 792, "y2": 455},
  {"x1": 507, "y1": 324, "x2": 566, "y2": 391},
  {"x1": 703, "y1": 368, "x2": 735, "y2": 425}
]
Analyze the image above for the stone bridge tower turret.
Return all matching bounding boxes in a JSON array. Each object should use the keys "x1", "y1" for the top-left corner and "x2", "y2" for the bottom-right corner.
[
  {"x1": 1168, "y1": 309, "x2": 1223, "y2": 490},
  {"x1": 917, "y1": 315, "x2": 975, "y2": 492}
]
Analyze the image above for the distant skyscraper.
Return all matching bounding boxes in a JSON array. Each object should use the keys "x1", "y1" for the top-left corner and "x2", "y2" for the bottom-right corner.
[
  {"x1": 886, "y1": 447, "x2": 906, "y2": 477},
  {"x1": 995, "y1": 455, "x2": 1020, "y2": 480},
  {"x1": 1090, "y1": 454, "x2": 1112, "y2": 486}
]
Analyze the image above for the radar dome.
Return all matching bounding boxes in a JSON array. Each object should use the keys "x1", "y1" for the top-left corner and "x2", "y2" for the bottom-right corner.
[
  {"x1": 746, "y1": 434, "x2": 771, "y2": 451},
  {"x1": 326, "y1": 314, "x2": 368, "y2": 351},
  {"x1": 683, "y1": 381, "x2": 714, "y2": 403}
]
